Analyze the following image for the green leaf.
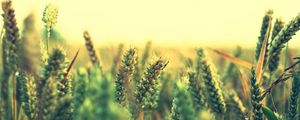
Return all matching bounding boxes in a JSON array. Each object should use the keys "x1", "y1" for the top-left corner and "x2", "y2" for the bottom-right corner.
[{"x1": 262, "y1": 106, "x2": 278, "y2": 120}]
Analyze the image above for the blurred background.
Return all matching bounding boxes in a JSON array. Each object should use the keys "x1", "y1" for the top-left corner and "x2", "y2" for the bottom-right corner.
[{"x1": 2, "y1": 0, "x2": 300, "y2": 48}]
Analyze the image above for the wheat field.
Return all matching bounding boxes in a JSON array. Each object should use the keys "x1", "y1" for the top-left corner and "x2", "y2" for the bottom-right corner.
[{"x1": 1, "y1": 1, "x2": 300, "y2": 120}]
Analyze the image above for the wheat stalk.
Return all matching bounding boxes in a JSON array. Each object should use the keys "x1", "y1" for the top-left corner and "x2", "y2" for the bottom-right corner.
[
  {"x1": 187, "y1": 71, "x2": 206, "y2": 111},
  {"x1": 1, "y1": 1, "x2": 20, "y2": 119},
  {"x1": 115, "y1": 48, "x2": 137, "y2": 106},
  {"x1": 136, "y1": 58, "x2": 168, "y2": 119},
  {"x1": 37, "y1": 48, "x2": 66, "y2": 120},
  {"x1": 196, "y1": 48, "x2": 226, "y2": 117},
  {"x1": 270, "y1": 18, "x2": 284, "y2": 46},
  {"x1": 42, "y1": 3, "x2": 58, "y2": 51},
  {"x1": 268, "y1": 13, "x2": 300, "y2": 72},
  {"x1": 83, "y1": 31, "x2": 102, "y2": 69},
  {"x1": 255, "y1": 10, "x2": 273, "y2": 63},
  {"x1": 249, "y1": 69, "x2": 263, "y2": 120}
]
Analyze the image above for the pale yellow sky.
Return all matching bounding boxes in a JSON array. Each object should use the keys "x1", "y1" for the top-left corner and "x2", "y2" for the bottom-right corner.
[{"x1": 3, "y1": 0, "x2": 300, "y2": 48}]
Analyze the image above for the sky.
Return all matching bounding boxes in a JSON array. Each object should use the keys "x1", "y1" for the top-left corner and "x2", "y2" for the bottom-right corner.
[{"x1": 3, "y1": 0, "x2": 300, "y2": 48}]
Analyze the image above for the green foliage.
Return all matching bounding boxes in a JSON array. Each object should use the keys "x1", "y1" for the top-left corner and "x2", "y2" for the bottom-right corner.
[
  {"x1": 170, "y1": 82, "x2": 196, "y2": 120},
  {"x1": 73, "y1": 68, "x2": 89, "y2": 119},
  {"x1": 262, "y1": 106, "x2": 279, "y2": 120},
  {"x1": 3, "y1": 2, "x2": 300, "y2": 120},
  {"x1": 80, "y1": 66, "x2": 131, "y2": 120}
]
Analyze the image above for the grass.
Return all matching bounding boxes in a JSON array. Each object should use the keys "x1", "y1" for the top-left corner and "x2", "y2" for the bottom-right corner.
[{"x1": 2, "y1": 1, "x2": 300, "y2": 120}]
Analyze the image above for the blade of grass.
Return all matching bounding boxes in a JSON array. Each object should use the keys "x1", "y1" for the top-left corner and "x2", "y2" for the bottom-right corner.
[
  {"x1": 237, "y1": 68, "x2": 250, "y2": 104},
  {"x1": 208, "y1": 48, "x2": 252, "y2": 69}
]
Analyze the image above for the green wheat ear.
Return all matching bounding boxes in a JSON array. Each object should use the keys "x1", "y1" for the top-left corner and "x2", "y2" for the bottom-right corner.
[
  {"x1": 171, "y1": 82, "x2": 196, "y2": 120},
  {"x1": 115, "y1": 48, "x2": 137, "y2": 106},
  {"x1": 268, "y1": 13, "x2": 300, "y2": 72},
  {"x1": 1, "y1": 1, "x2": 20, "y2": 119},
  {"x1": 136, "y1": 58, "x2": 168, "y2": 110},
  {"x1": 287, "y1": 65, "x2": 300, "y2": 120},
  {"x1": 187, "y1": 71, "x2": 206, "y2": 111},
  {"x1": 249, "y1": 69, "x2": 263, "y2": 120},
  {"x1": 196, "y1": 48, "x2": 226, "y2": 117},
  {"x1": 37, "y1": 48, "x2": 66, "y2": 120},
  {"x1": 225, "y1": 90, "x2": 246, "y2": 120},
  {"x1": 255, "y1": 10, "x2": 272, "y2": 62},
  {"x1": 16, "y1": 72, "x2": 37, "y2": 119},
  {"x1": 42, "y1": 3, "x2": 58, "y2": 51},
  {"x1": 270, "y1": 18, "x2": 284, "y2": 46}
]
